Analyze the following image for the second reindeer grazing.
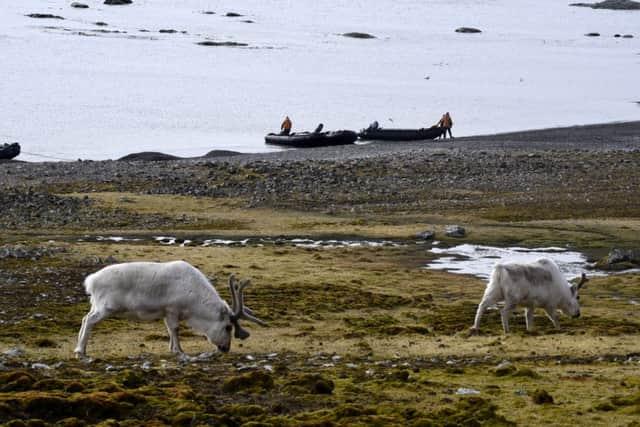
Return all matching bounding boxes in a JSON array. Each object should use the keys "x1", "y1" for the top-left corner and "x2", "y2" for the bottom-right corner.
[{"x1": 471, "y1": 258, "x2": 587, "y2": 334}]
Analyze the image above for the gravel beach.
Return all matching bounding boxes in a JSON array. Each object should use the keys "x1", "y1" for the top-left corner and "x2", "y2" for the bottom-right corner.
[{"x1": 1, "y1": 121, "x2": 639, "y2": 228}]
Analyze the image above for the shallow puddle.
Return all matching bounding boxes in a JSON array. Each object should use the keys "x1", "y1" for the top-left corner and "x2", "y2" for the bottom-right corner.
[
  {"x1": 79, "y1": 235, "x2": 403, "y2": 249},
  {"x1": 426, "y1": 244, "x2": 593, "y2": 279}
]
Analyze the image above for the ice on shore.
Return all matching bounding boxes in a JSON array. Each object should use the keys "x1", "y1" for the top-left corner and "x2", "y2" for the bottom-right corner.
[{"x1": 1, "y1": 0, "x2": 638, "y2": 161}]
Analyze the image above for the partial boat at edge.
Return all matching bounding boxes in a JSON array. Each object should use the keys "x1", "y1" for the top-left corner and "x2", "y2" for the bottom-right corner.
[{"x1": 0, "y1": 143, "x2": 20, "y2": 160}]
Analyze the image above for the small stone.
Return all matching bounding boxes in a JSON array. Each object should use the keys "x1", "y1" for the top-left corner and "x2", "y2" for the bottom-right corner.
[
  {"x1": 416, "y1": 230, "x2": 435, "y2": 241},
  {"x1": 445, "y1": 225, "x2": 466, "y2": 238},
  {"x1": 494, "y1": 360, "x2": 517, "y2": 376},
  {"x1": 31, "y1": 363, "x2": 51, "y2": 370},
  {"x1": 3, "y1": 348, "x2": 24, "y2": 357},
  {"x1": 196, "y1": 352, "x2": 217, "y2": 360},
  {"x1": 237, "y1": 363, "x2": 258, "y2": 372}
]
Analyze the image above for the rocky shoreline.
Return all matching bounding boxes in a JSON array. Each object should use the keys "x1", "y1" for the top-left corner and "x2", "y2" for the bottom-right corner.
[{"x1": 1, "y1": 121, "x2": 640, "y2": 227}]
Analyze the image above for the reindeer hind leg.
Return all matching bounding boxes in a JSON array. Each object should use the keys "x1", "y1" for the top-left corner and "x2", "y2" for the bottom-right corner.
[{"x1": 75, "y1": 308, "x2": 110, "y2": 358}]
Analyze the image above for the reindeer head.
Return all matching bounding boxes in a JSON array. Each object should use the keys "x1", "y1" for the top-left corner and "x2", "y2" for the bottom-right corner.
[
  {"x1": 205, "y1": 275, "x2": 267, "y2": 353},
  {"x1": 565, "y1": 273, "x2": 588, "y2": 318}
]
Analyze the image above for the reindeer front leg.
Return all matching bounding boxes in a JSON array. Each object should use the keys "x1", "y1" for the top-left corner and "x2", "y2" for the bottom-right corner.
[
  {"x1": 164, "y1": 313, "x2": 184, "y2": 354},
  {"x1": 543, "y1": 307, "x2": 560, "y2": 329},
  {"x1": 501, "y1": 301, "x2": 517, "y2": 334}
]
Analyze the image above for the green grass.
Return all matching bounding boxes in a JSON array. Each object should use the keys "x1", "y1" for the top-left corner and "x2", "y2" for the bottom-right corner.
[{"x1": 1, "y1": 192, "x2": 640, "y2": 426}]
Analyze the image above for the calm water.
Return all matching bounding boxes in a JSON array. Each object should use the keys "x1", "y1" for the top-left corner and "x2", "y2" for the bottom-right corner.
[{"x1": 2, "y1": 0, "x2": 638, "y2": 161}]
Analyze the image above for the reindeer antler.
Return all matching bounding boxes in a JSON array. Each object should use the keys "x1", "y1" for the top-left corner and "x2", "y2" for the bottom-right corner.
[
  {"x1": 228, "y1": 275, "x2": 267, "y2": 340},
  {"x1": 576, "y1": 273, "x2": 588, "y2": 289}
]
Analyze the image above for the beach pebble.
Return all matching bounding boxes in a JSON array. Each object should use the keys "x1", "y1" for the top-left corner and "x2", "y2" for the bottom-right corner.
[{"x1": 456, "y1": 387, "x2": 481, "y2": 395}]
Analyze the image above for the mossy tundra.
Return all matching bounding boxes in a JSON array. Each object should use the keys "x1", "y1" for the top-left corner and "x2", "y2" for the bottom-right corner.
[{"x1": 1, "y1": 151, "x2": 640, "y2": 426}]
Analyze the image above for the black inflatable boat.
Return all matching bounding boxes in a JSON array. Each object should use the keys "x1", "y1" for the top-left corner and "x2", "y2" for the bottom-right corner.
[
  {"x1": 358, "y1": 126, "x2": 443, "y2": 141},
  {"x1": 265, "y1": 130, "x2": 358, "y2": 148},
  {"x1": 0, "y1": 143, "x2": 20, "y2": 160}
]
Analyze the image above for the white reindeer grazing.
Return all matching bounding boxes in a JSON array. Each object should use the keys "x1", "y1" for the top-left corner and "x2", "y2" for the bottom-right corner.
[
  {"x1": 471, "y1": 258, "x2": 587, "y2": 334},
  {"x1": 74, "y1": 261, "x2": 266, "y2": 358}
]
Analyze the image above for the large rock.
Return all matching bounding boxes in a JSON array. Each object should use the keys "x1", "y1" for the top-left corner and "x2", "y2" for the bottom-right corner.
[
  {"x1": 570, "y1": 0, "x2": 640, "y2": 9},
  {"x1": 342, "y1": 32, "x2": 376, "y2": 39},
  {"x1": 203, "y1": 150, "x2": 242, "y2": 158},
  {"x1": 197, "y1": 40, "x2": 248, "y2": 47},
  {"x1": 607, "y1": 248, "x2": 640, "y2": 264},
  {"x1": 118, "y1": 152, "x2": 182, "y2": 161},
  {"x1": 594, "y1": 248, "x2": 640, "y2": 270},
  {"x1": 455, "y1": 27, "x2": 482, "y2": 34},
  {"x1": 26, "y1": 13, "x2": 64, "y2": 19}
]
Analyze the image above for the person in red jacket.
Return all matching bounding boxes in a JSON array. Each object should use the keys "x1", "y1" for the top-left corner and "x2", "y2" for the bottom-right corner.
[
  {"x1": 437, "y1": 112, "x2": 453, "y2": 139},
  {"x1": 280, "y1": 116, "x2": 292, "y2": 135}
]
